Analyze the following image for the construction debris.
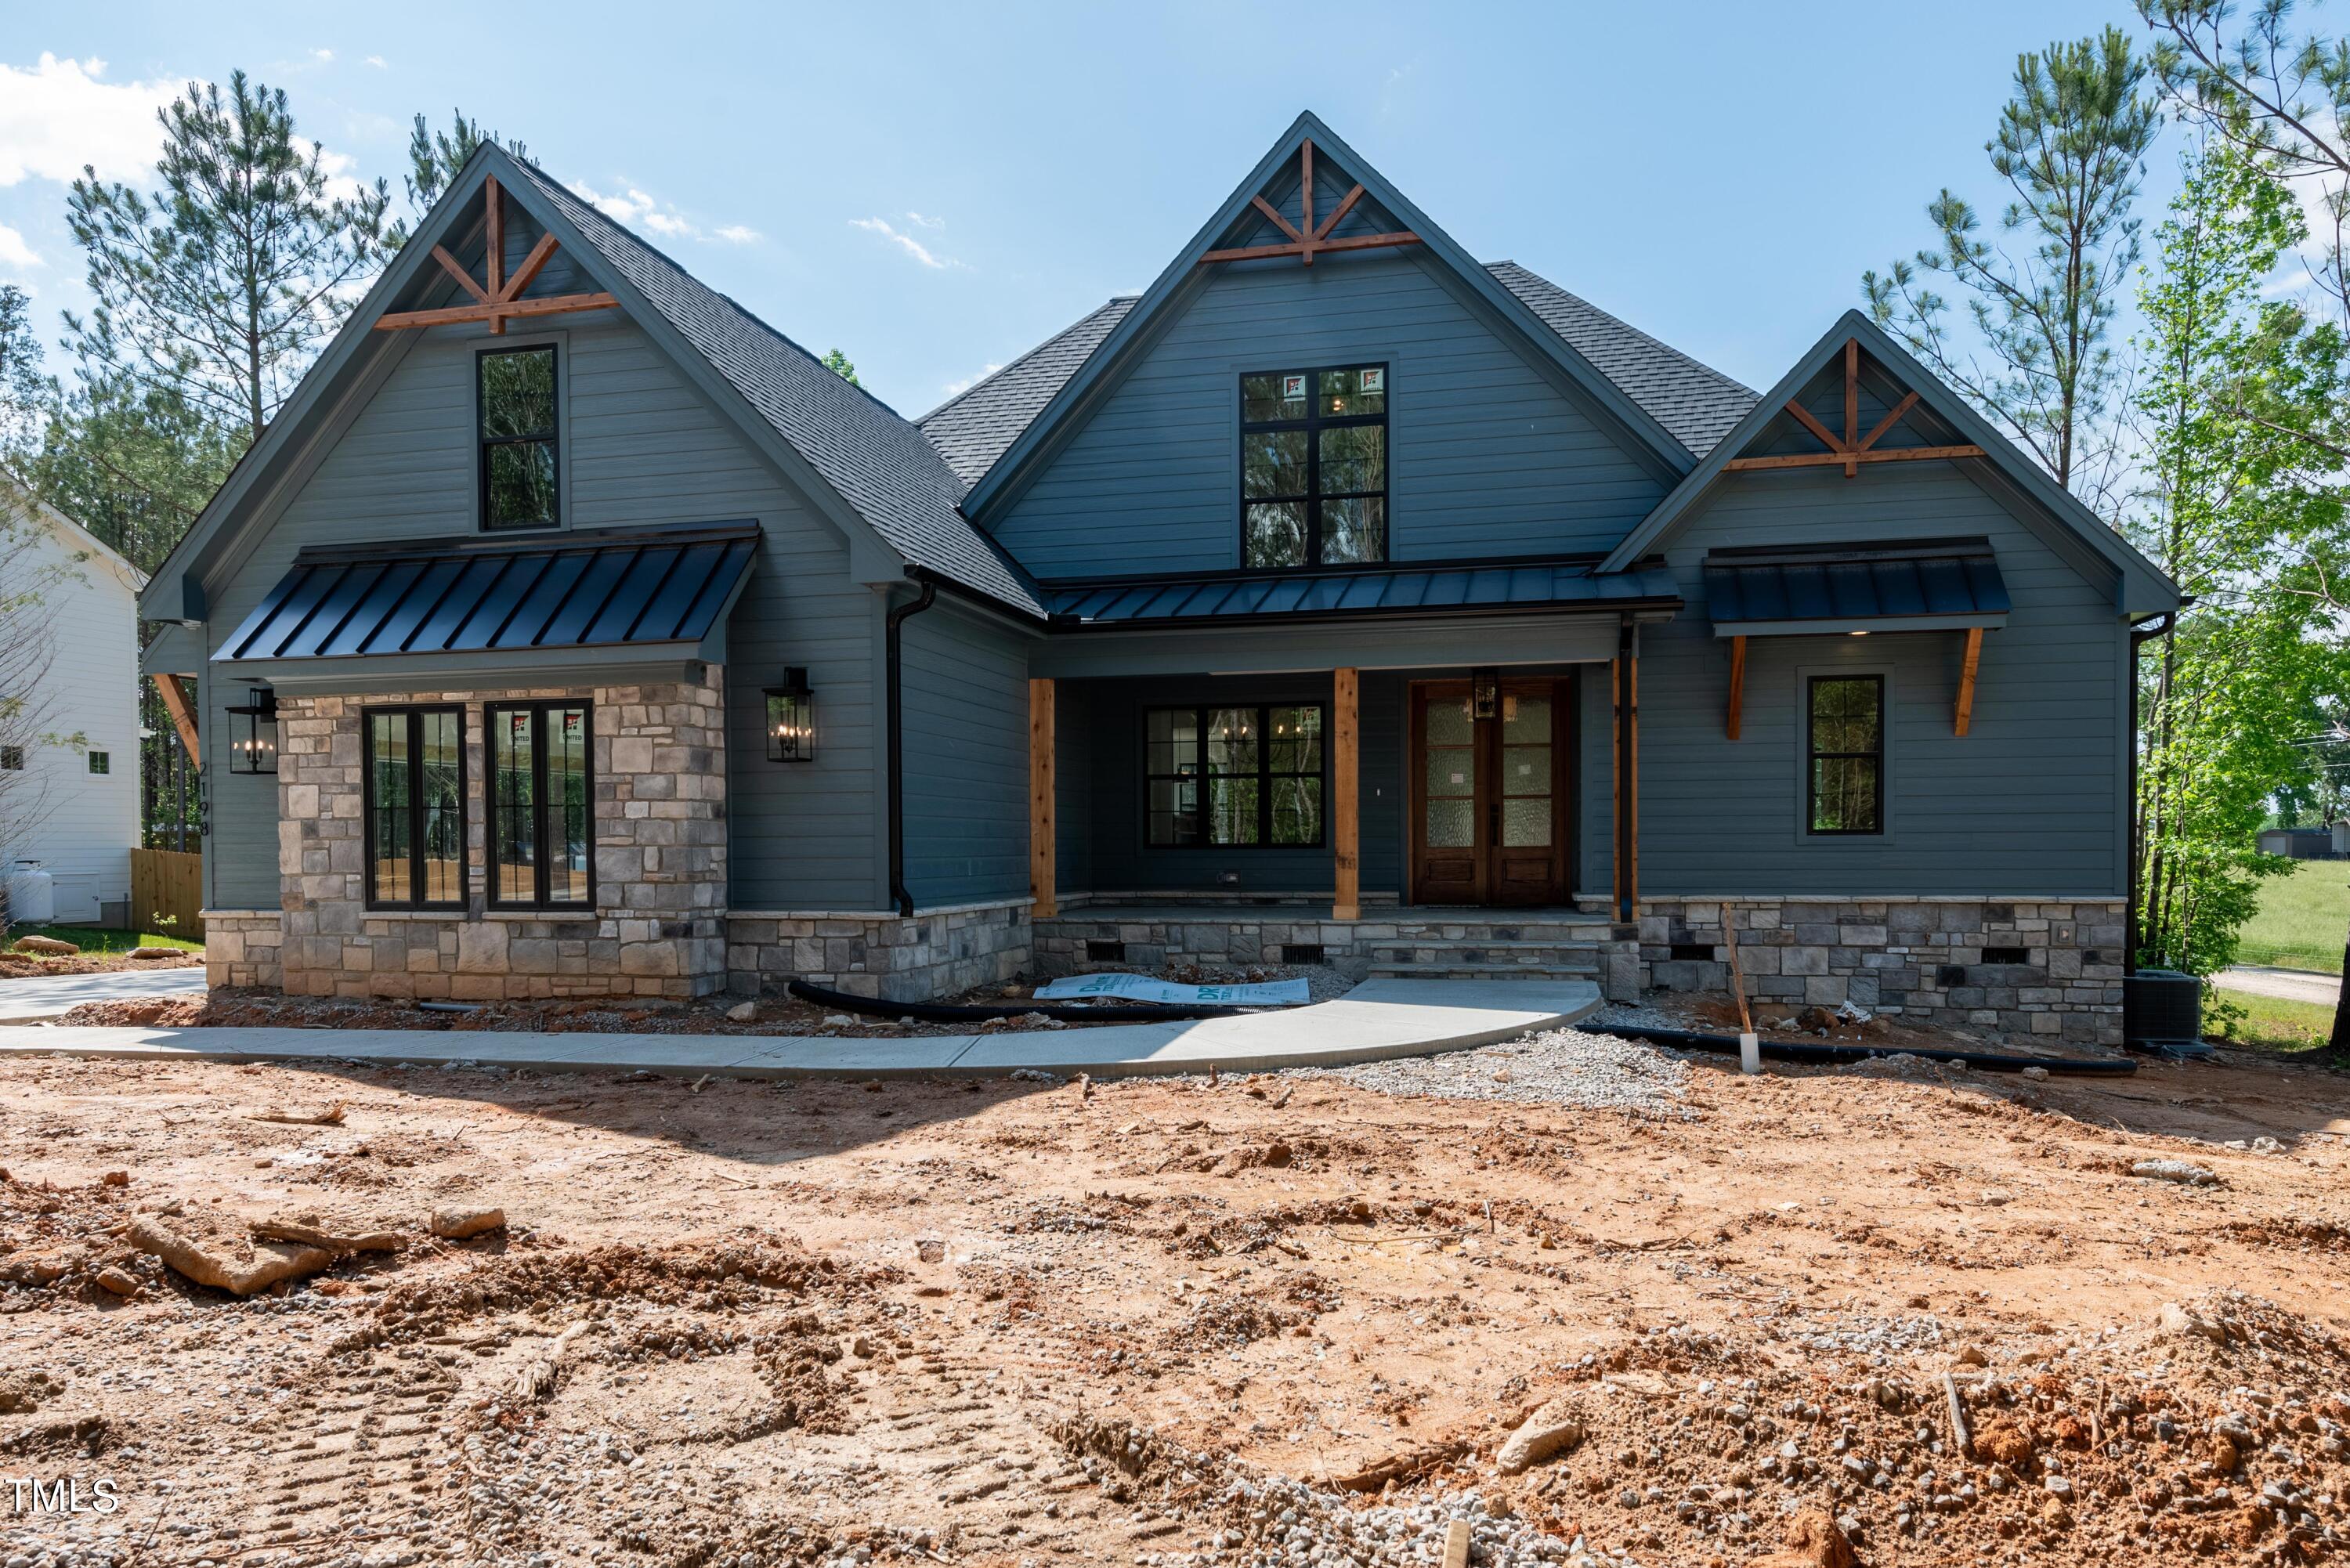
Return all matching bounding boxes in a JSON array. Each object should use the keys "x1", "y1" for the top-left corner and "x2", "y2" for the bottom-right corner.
[
  {"x1": 244, "y1": 1099, "x2": 348, "y2": 1126},
  {"x1": 427, "y1": 1205, "x2": 506, "y2": 1240},
  {"x1": 125, "y1": 1216, "x2": 333, "y2": 1296}
]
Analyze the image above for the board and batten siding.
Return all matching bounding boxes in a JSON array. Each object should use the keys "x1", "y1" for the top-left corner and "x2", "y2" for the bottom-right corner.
[
  {"x1": 198, "y1": 303, "x2": 890, "y2": 912},
  {"x1": 1630, "y1": 463, "x2": 2128, "y2": 898},
  {"x1": 987, "y1": 251, "x2": 1671, "y2": 579},
  {"x1": 897, "y1": 598, "x2": 1036, "y2": 907}
]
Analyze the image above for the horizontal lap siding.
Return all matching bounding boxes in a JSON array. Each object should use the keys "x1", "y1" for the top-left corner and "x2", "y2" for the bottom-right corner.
[
  {"x1": 992, "y1": 252, "x2": 1668, "y2": 578},
  {"x1": 201, "y1": 313, "x2": 885, "y2": 911},
  {"x1": 1634, "y1": 464, "x2": 2125, "y2": 896},
  {"x1": 900, "y1": 602, "x2": 1033, "y2": 906}
]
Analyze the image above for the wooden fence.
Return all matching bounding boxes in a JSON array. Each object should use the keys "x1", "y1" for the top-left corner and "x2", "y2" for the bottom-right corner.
[{"x1": 129, "y1": 847, "x2": 204, "y2": 941}]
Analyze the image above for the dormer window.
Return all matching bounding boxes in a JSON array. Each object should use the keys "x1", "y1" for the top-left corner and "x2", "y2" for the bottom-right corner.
[
  {"x1": 1241, "y1": 363, "x2": 1387, "y2": 568},
  {"x1": 479, "y1": 345, "x2": 559, "y2": 530}
]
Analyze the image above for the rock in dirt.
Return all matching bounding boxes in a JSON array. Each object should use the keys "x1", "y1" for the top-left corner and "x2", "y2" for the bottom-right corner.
[
  {"x1": 428, "y1": 1206, "x2": 505, "y2": 1240},
  {"x1": 93, "y1": 1266, "x2": 139, "y2": 1297},
  {"x1": 1748, "y1": 1506, "x2": 1858, "y2": 1568},
  {"x1": 13, "y1": 935, "x2": 77, "y2": 956},
  {"x1": 127, "y1": 946, "x2": 180, "y2": 960},
  {"x1": 126, "y1": 1216, "x2": 332, "y2": 1296},
  {"x1": 2157, "y1": 1299, "x2": 2230, "y2": 1344},
  {"x1": 2133, "y1": 1158, "x2": 2218, "y2": 1187},
  {"x1": 725, "y1": 999, "x2": 761, "y2": 1022},
  {"x1": 1495, "y1": 1395, "x2": 1587, "y2": 1473},
  {"x1": 0, "y1": 1370, "x2": 63, "y2": 1414}
]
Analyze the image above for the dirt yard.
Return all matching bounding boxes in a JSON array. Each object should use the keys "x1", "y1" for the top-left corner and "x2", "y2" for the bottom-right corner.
[{"x1": 4, "y1": 1031, "x2": 2349, "y2": 1568}]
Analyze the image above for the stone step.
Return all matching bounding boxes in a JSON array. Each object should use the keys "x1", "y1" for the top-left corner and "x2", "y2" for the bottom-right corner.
[
  {"x1": 1365, "y1": 960, "x2": 1601, "y2": 981},
  {"x1": 1383, "y1": 923, "x2": 1614, "y2": 943},
  {"x1": 1367, "y1": 938, "x2": 1605, "y2": 960}
]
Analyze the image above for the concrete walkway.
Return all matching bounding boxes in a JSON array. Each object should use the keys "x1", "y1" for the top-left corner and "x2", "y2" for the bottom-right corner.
[
  {"x1": 0, "y1": 977, "x2": 1599, "y2": 1080},
  {"x1": 0, "y1": 964, "x2": 205, "y2": 1023},
  {"x1": 2216, "y1": 964, "x2": 2341, "y2": 1006}
]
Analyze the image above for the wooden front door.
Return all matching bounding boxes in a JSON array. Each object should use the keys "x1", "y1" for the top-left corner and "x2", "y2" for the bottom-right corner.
[{"x1": 1410, "y1": 679, "x2": 1570, "y2": 906}]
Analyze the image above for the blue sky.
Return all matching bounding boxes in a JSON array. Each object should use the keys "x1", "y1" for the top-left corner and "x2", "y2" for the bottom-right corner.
[{"x1": 1, "y1": 0, "x2": 2165, "y2": 419}]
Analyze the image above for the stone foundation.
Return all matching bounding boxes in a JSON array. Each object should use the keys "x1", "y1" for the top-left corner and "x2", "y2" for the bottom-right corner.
[
  {"x1": 726, "y1": 901, "x2": 1032, "y2": 1003},
  {"x1": 275, "y1": 677, "x2": 729, "y2": 1001},
  {"x1": 1636, "y1": 896, "x2": 2127, "y2": 1046},
  {"x1": 202, "y1": 909, "x2": 284, "y2": 991}
]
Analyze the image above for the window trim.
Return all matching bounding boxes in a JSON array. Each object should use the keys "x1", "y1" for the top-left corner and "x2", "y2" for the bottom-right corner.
[
  {"x1": 1143, "y1": 702, "x2": 1329, "y2": 850},
  {"x1": 475, "y1": 340, "x2": 563, "y2": 533},
  {"x1": 85, "y1": 751, "x2": 110, "y2": 775},
  {"x1": 362, "y1": 705, "x2": 469, "y2": 911},
  {"x1": 1804, "y1": 673, "x2": 1885, "y2": 837},
  {"x1": 485, "y1": 700, "x2": 598, "y2": 910},
  {"x1": 1237, "y1": 362, "x2": 1389, "y2": 570}
]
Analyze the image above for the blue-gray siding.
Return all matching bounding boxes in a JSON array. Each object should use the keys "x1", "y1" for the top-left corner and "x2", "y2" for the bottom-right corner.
[
  {"x1": 989, "y1": 250, "x2": 1671, "y2": 578},
  {"x1": 899, "y1": 598, "x2": 1036, "y2": 906}
]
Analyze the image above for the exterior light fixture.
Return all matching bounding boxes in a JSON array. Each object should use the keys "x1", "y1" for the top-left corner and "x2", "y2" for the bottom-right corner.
[
  {"x1": 1472, "y1": 668, "x2": 1499, "y2": 721},
  {"x1": 765, "y1": 667, "x2": 814, "y2": 762},
  {"x1": 225, "y1": 686, "x2": 278, "y2": 775}
]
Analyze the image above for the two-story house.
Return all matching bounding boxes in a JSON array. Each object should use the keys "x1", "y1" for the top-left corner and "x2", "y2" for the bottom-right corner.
[{"x1": 139, "y1": 114, "x2": 2178, "y2": 1045}]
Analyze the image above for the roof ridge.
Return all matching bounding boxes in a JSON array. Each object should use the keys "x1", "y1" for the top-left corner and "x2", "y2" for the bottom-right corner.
[
  {"x1": 916, "y1": 295, "x2": 1137, "y2": 426},
  {"x1": 1484, "y1": 260, "x2": 1758, "y2": 399}
]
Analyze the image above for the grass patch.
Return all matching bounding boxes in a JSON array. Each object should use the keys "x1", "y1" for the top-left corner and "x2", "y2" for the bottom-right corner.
[
  {"x1": 5, "y1": 923, "x2": 204, "y2": 954},
  {"x1": 2236, "y1": 860, "x2": 2350, "y2": 973},
  {"x1": 2206, "y1": 987, "x2": 2338, "y2": 1052}
]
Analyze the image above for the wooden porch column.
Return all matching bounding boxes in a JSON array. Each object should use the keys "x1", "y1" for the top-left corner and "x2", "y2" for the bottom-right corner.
[
  {"x1": 1724, "y1": 634, "x2": 1746, "y2": 741},
  {"x1": 1611, "y1": 623, "x2": 1640, "y2": 923},
  {"x1": 153, "y1": 674, "x2": 202, "y2": 769},
  {"x1": 1029, "y1": 677, "x2": 1056, "y2": 919},
  {"x1": 1332, "y1": 667, "x2": 1360, "y2": 920},
  {"x1": 1954, "y1": 626, "x2": 1983, "y2": 737}
]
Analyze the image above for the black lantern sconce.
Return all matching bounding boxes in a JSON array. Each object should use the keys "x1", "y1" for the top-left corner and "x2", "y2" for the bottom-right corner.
[
  {"x1": 1471, "y1": 667, "x2": 1499, "y2": 721},
  {"x1": 226, "y1": 685, "x2": 278, "y2": 775},
  {"x1": 765, "y1": 668, "x2": 814, "y2": 762}
]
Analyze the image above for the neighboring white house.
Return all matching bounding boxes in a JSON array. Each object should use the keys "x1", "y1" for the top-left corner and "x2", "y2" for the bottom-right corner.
[{"x1": 0, "y1": 470, "x2": 145, "y2": 926}]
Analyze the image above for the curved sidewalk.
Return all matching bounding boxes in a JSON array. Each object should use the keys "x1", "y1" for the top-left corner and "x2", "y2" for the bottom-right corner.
[
  {"x1": 0, "y1": 977, "x2": 1597, "y2": 1080},
  {"x1": 0, "y1": 964, "x2": 206, "y2": 1022}
]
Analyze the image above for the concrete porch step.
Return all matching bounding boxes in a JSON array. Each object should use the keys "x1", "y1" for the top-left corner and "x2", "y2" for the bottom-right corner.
[
  {"x1": 1367, "y1": 938, "x2": 1605, "y2": 960},
  {"x1": 1382, "y1": 923, "x2": 1614, "y2": 944},
  {"x1": 1366, "y1": 959, "x2": 1601, "y2": 982}
]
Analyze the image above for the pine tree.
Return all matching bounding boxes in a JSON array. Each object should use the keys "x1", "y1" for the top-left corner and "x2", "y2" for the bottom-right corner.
[
  {"x1": 1864, "y1": 27, "x2": 2160, "y2": 507},
  {"x1": 389, "y1": 110, "x2": 526, "y2": 247},
  {"x1": 822, "y1": 349, "x2": 859, "y2": 386}
]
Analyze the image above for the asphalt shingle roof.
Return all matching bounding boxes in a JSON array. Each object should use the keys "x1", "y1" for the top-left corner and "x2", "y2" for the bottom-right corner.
[
  {"x1": 912, "y1": 262, "x2": 1760, "y2": 493},
  {"x1": 507, "y1": 160, "x2": 1049, "y2": 618}
]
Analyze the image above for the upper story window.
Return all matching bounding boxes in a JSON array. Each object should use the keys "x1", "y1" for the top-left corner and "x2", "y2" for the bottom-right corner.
[
  {"x1": 479, "y1": 345, "x2": 559, "y2": 531},
  {"x1": 1807, "y1": 675, "x2": 1884, "y2": 836},
  {"x1": 1241, "y1": 364, "x2": 1387, "y2": 569}
]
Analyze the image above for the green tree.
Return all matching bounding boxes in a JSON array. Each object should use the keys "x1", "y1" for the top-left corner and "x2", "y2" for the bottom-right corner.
[
  {"x1": 1864, "y1": 27, "x2": 2162, "y2": 505},
  {"x1": 389, "y1": 110, "x2": 526, "y2": 247},
  {"x1": 2130, "y1": 135, "x2": 2348, "y2": 977},
  {"x1": 0, "y1": 284, "x2": 51, "y2": 463},
  {"x1": 27, "y1": 371, "x2": 235, "y2": 572},
  {"x1": 63, "y1": 70, "x2": 391, "y2": 448},
  {"x1": 822, "y1": 348, "x2": 859, "y2": 385}
]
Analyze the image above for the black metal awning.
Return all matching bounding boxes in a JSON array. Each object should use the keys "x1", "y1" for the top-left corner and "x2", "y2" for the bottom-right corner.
[
  {"x1": 1042, "y1": 558, "x2": 1681, "y2": 627},
  {"x1": 1702, "y1": 538, "x2": 2008, "y2": 637},
  {"x1": 217, "y1": 521, "x2": 759, "y2": 663}
]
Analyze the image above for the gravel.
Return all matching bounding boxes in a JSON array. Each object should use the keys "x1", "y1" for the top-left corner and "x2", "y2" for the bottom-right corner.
[{"x1": 1286, "y1": 1024, "x2": 1694, "y2": 1118}]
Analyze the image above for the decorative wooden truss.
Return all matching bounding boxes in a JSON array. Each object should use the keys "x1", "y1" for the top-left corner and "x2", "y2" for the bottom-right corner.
[
  {"x1": 1726, "y1": 340, "x2": 1985, "y2": 476},
  {"x1": 1198, "y1": 140, "x2": 1422, "y2": 267},
  {"x1": 374, "y1": 177, "x2": 617, "y2": 334}
]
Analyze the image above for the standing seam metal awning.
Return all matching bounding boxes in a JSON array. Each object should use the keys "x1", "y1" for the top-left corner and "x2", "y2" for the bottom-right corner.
[
  {"x1": 1042, "y1": 558, "x2": 1681, "y2": 627},
  {"x1": 216, "y1": 521, "x2": 760, "y2": 662},
  {"x1": 1702, "y1": 538, "x2": 2008, "y2": 637}
]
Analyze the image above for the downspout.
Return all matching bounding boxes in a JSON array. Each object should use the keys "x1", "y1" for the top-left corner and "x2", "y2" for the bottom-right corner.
[
  {"x1": 884, "y1": 578, "x2": 938, "y2": 918},
  {"x1": 2125, "y1": 610, "x2": 2177, "y2": 976}
]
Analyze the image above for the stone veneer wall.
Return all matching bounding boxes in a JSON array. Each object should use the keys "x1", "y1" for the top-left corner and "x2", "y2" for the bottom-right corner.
[
  {"x1": 725, "y1": 901, "x2": 1031, "y2": 1003},
  {"x1": 202, "y1": 909, "x2": 285, "y2": 991},
  {"x1": 1636, "y1": 896, "x2": 2127, "y2": 1046},
  {"x1": 270, "y1": 677, "x2": 728, "y2": 1001}
]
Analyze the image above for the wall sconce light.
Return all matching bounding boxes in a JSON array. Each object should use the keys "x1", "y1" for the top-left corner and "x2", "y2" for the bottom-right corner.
[
  {"x1": 1472, "y1": 667, "x2": 1499, "y2": 721},
  {"x1": 765, "y1": 667, "x2": 814, "y2": 762},
  {"x1": 225, "y1": 685, "x2": 277, "y2": 775}
]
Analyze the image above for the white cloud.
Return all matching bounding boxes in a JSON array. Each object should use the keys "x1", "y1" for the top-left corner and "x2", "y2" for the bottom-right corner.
[
  {"x1": 311, "y1": 48, "x2": 334, "y2": 63},
  {"x1": 714, "y1": 223, "x2": 761, "y2": 245},
  {"x1": 568, "y1": 179, "x2": 754, "y2": 246},
  {"x1": 0, "y1": 54, "x2": 181, "y2": 187},
  {"x1": 364, "y1": 55, "x2": 387, "y2": 68},
  {"x1": 904, "y1": 211, "x2": 945, "y2": 230},
  {"x1": 942, "y1": 363, "x2": 1002, "y2": 398},
  {"x1": 0, "y1": 222, "x2": 40, "y2": 270},
  {"x1": 851, "y1": 215, "x2": 964, "y2": 270}
]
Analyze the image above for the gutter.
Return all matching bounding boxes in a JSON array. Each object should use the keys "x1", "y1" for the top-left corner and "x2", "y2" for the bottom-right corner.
[
  {"x1": 2124, "y1": 609, "x2": 2179, "y2": 976},
  {"x1": 884, "y1": 577, "x2": 939, "y2": 917}
]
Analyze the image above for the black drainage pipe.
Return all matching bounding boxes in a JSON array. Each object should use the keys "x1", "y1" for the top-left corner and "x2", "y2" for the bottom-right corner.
[
  {"x1": 786, "y1": 977, "x2": 1268, "y2": 1024},
  {"x1": 1585, "y1": 1021, "x2": 2138, "y2": 1077}
]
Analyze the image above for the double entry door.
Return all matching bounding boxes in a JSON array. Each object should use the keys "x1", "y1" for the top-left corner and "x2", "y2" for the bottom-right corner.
[{"x1": 1410, "y1": 677, "x2": 1571, "y2": 906}]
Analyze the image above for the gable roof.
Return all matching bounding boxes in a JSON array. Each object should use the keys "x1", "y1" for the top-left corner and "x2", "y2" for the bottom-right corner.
[
  {"x1": 1597, "y1": 310, "x2": 2182, "y2": 616},
  {"x1": 139, "y1": 143, "x2": 1047, "y2": 627},
  {"x1": 920, "y1": 297, "x2": 1138, "y2": 486},
  {"x1": 2, "y1": 467, "x2": 145, "y2": 593},
  {"x1": 953, "y1": 112, "x2": 1705, "y2": 526}
]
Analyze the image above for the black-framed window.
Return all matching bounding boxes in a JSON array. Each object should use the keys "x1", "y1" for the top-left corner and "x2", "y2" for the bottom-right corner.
[
  {"x1": 479, "y1": 345, "x2": 559, "y2": 531},
  {"x1": 88, "y1": 751, "x2": 110, "y2": 775},
  {"x1": 364, "y1": 707, "x2": 467, "y2": 908},
  {"x1": 1240, "y1": 363, "x2": 1387, "y2": 569},
  {"x1": 1807, "y1": 676, "x2": 1884, "y2": 836},
  {"x1": 1145, "y1": 704, "x2": 1325, "y2": 847},
  {"x1": 488, "y1": 702, "x2": 594, "y2": 908},
  {"x1": 0, "y1": 747, "x2": 20, "y2": 771}
]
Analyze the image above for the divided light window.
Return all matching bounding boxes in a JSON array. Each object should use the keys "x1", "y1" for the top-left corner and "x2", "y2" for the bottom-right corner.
[
  {"x1": 1806, "y1": 676, "x2": 1884, "y2": 836},
  {"x1": 479, "y1": 345, "x2": 559, "y2": 531},
  {"x1": 1241, "y1": 364, "x2": 1387, "y2": 569},
  {"x1": 488, "y1": 702, "x2": 594, "y2": 908},
  {"x1": 1145, "y1": 704, "x2": 1325, "y2": 847},
  {"x1": 365, "y1": 708, "x2": 466, "y2": 909}
]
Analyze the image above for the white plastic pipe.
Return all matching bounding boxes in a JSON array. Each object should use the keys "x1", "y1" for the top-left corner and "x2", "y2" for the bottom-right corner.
[{"x1": 1739, "y1": 1031, "x2": 1762, "y2": 1075}]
